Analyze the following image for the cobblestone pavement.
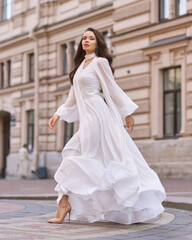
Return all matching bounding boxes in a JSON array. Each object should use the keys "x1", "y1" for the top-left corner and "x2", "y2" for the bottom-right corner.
[{"x1": 0, "y1": 199, "x2": 192, "y2": 240}]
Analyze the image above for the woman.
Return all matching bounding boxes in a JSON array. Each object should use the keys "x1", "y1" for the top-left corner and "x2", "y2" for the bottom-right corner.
[
  {"x1": 18, "y1": 144, "x2": 30, "y2": 179},
  {"x1": 48, "y1": 28, "x2": 166, "y2": 225}
]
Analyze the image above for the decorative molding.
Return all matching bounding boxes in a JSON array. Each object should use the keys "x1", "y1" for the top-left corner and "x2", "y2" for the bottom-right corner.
[{"x1": 111, "y1": 14, "x2": 192, "y2": 43}]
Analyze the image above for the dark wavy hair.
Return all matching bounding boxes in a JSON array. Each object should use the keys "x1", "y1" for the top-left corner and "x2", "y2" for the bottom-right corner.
[{"x1": 69, "y1": 27, "x2": 114, "y2": 84}]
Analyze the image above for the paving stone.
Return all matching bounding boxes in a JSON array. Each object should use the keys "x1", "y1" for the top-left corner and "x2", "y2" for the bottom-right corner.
[
  {"x1": 155, "y1": 230, "x2": 192, "y2": 238},
  {"x1": 0, "y1": 200, "x2": 191, "y2": 240},
  {"x1": 130, "y1": 236, "x2": 165, "y2": 240},
  {"x1": 184, "y1": 234, "x2": 192, "y2": 239},
  {"x1": 169, "y1": 236, "x2": 191, "y2": 240}
]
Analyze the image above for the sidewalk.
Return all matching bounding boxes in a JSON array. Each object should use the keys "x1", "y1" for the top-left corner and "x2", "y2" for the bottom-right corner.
[
  {"x1": 0, "y1": 179, "x2": 57, "y2": 200},
  {"x1": 1, "y1": 178, "x2": 192, "y2": 210},
  {"x1": 161, "y1": 179, "x2": 192, "y2": 211}
]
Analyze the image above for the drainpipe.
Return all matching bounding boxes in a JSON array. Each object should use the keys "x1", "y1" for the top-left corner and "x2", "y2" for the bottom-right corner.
[{"x1": 29, "y1": 0, "x2": 40, "y2": 172}]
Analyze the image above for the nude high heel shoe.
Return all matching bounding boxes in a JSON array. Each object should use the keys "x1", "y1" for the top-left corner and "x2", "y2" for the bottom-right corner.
[{"x1": 48, "y1": 197, "x2": 71, "y2": 224}]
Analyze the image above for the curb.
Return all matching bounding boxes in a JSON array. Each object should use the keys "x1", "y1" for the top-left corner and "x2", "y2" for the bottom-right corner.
[
  {"x1": 0, "y1": 195, "x2": 57, "y2": 201},
  {"x1": 1, "y1": 195, "x2": 192, "y2": 212},
  {"x1": 163, "y1": 201, "x2": 192, "y2": 211}
]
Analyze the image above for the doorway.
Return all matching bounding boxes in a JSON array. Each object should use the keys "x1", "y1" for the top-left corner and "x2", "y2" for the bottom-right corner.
[{"x1": 0, "y1": 111, "x2": 10, "y2": 178}]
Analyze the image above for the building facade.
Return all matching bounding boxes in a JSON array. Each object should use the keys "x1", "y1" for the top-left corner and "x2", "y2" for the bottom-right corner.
[{"x1": 0, "y1": 0, "x2": 191, "y2": 179}]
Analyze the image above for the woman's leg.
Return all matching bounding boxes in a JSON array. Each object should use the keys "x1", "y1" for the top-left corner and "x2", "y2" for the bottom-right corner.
[{"x1": 48, "y1": 195, "x2": 71, "y2": 224}]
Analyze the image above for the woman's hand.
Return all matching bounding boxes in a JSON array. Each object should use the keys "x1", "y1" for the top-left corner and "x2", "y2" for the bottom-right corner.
[
  {"x1": 49, "y1": 114, "x2": 60, "y2": 131},
  {"x1": 125, "y1": 115, "x2": 135, "y2": 132}
]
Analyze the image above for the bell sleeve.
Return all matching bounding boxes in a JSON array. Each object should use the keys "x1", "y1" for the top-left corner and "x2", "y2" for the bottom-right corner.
[
  {"x1": 95, "y1": 57, "x2": 139, "y2": 118},
  {"x1": 54, "y1": 85, "x2": 79, "y2": 122}
]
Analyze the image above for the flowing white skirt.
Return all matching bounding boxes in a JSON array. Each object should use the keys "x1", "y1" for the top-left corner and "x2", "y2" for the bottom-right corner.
[{"x1": 54, "y1": 94, "x2": 166, "y2": 225}]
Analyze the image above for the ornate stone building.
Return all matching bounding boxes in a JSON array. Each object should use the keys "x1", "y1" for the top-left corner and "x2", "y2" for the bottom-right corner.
[{"x1": 0, "y1": 0, "x2": 191, "y2": 179}]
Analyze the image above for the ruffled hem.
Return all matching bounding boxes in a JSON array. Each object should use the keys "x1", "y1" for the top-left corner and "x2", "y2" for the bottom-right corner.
[
  {"x1": 54, "y1": 183, "x2": 165, "y2": 225},
  {"x1": 54, "y1": 160, "x2": 166, "y2": 225}
]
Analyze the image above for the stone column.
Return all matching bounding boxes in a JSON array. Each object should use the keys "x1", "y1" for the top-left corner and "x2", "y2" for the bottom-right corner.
[
  {"x1": 150, "y1": 0, "x2": 159, "y2": 23},
  {"x1": 187, "y1": 0, "x2": 192, "y2": 13}
]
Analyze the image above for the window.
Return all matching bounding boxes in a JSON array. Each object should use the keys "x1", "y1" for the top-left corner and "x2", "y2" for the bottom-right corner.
[
  {"x1": 159, "y1": 0, "x2": 186, "y2": 21},
  {"x1": 70, "y1": 41, "x2": 76, "y2": 68},
  {"x1": 1, "y1": 62, "x2": 4, "y2": 88},
  {"x1": 163, "y1": 67, "x2": 181, "y2": 137},
  {"x1": 176, "y1": 0, "x2": 186, "y2": 16},
  {"x1": 64, "y1": 122, "x2": 74, "y2": 146},
  {"x1": 27, "y1": 110, "x2": 34, "y2": 152},
  {"x1": 1, "y1": 0, "x2": 12, "y2": 21},
  {"x1": 159, "y1": 0, "x2": 169, "y2": 21},
  {"x1": 7, "y1": 60, "x2": 11, "y2": 87},
  {"x1": 62, "y1": 44, "x2": 68, "y2": 74},
  {"x1": 102, "y1": 31, "x2": 110, "y2": 49},
  {"x1": 29, "y1": 53, "x2": 34, "y2": 82},
  {"x1": 0, "y1": 60, "x2": 11, "y2": 88}
]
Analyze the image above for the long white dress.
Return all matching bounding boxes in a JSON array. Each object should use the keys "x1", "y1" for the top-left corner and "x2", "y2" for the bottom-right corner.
[{"x1": 54, "y1": 56, "x2": 166, "y2": 225}]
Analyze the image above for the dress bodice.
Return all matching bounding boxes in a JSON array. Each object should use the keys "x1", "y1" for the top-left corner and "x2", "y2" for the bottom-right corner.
[
  {"x1": 55, "y1": 56, "x2": 139, "y2": 123},
  {"x1": 77, "y1": 60, "x2": 103, "y2": 99}
]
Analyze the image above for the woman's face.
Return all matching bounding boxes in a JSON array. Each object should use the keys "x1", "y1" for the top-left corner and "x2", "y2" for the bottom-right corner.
[{"x1": 82, "y1": 31, "x2": 97, "y2": 54}]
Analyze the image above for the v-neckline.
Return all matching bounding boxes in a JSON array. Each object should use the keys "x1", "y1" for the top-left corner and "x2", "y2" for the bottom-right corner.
[{"x1": 82, "y1": 57, "x2": 95, "y2": 71}]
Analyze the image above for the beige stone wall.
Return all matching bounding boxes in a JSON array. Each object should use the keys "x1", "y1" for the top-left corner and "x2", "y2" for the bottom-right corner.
[
  {"x1": 0, "y1": 0, "x2": 191, "y2": 178},
  {"x1": 112, "y1": 0, "x2": 151, "y2": 139}
]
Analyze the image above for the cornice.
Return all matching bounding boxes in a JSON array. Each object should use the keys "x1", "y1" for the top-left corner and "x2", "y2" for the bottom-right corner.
[
  {"x1": 111, "y1": 14, "x2": 192, "y2": 43},
  {"x1": 0, "y1": 2, "x2": 113, "y2": 47},
  {"x1": 35, "y1": 2, "x2": 113, "y2": 36},
  {"x1": 0, "y1": 82, "x2": 34, "y2": 95},
  {"x1": 143, "y1": 38, "x2": 190, "y2": 55},
  {"x1": 0, "y1": 32, "x2": 30, "y2": 49}
]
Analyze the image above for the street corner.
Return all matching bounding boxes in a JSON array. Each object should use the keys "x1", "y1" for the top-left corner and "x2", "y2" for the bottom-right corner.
[{"x1": 0, "y1": 199, "x2": 188, "y2": 240}]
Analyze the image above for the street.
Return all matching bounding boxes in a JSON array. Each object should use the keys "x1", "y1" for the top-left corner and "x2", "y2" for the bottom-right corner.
[
  {"x1": 0, "y1": 179, "x2": 192, "y2": 239},
  {"x1": 0, "y1": 199, "x2": 192, "y2": 240}
]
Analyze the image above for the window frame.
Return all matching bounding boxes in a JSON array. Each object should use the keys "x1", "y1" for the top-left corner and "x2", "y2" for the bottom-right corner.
[
  {"x1": 64, "y1": 121, "x2": 74, "y2": 146},
  {"x1": 102, "y1": 31, "x2": 110, "y2": 48},
  {"x1": 62, "y1": 43, "x2": 68, "y2": 75},
  {"x1": 29, "y1": 53, "x2": 34, "y2": 82},
  {"x1": 175, "y1": 0, "x2": 187, "y2": 17},
  {"x1": 27, "y1": 110, "x2": 34, "y2": 153},
  {"x1": 159, "y1": 0, "x2": 169, "y2": 22},
  {"x1": 163, "y1": 66, "x2": 182, "y2": 138},
  {"x1": 7, "y1": 59, "x2": 11, "y2": 87},
  {"x1": 1, "y1": 62, "x2": 4, "y2": 89},
  {"x1": 70, "y1": 41, "x2": 76, "y2": 69},
  {"x1": 1, "y1": 0, "x2": 12, "y2": 21}
]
